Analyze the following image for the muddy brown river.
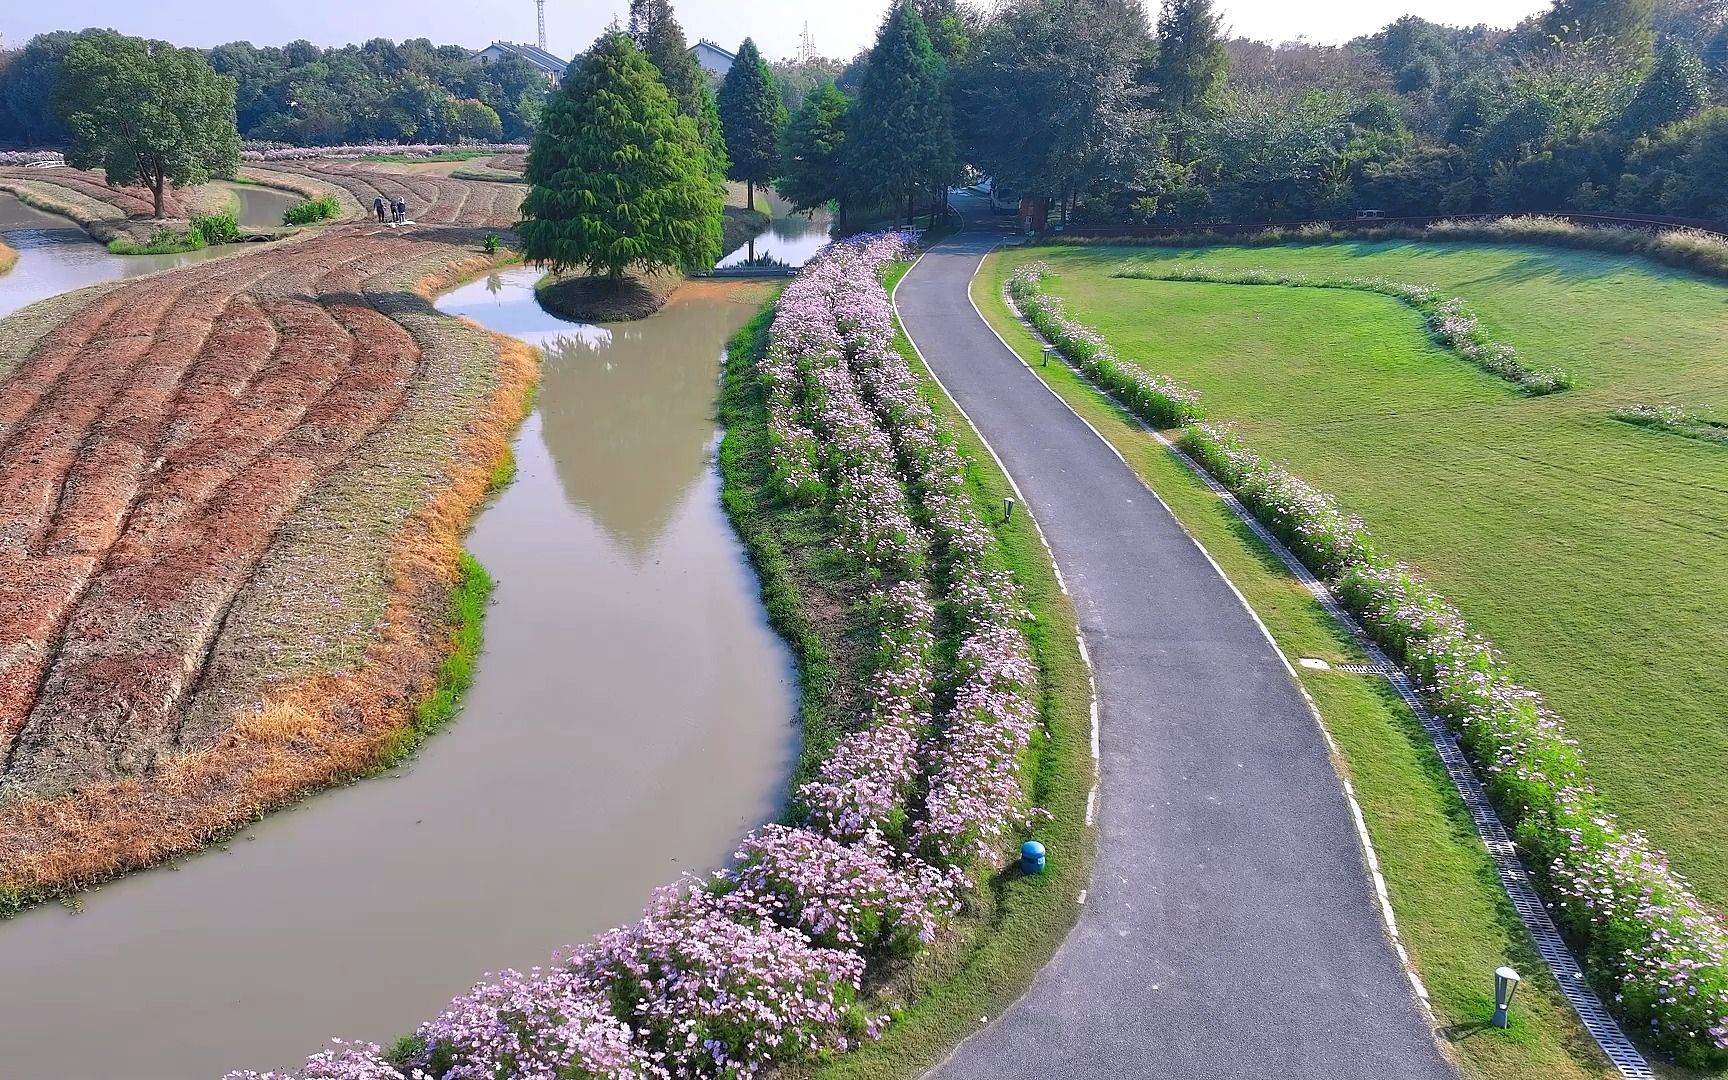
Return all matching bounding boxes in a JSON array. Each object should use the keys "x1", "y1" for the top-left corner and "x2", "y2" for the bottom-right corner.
[
  {"x1": 0, "y1": 267, "x2": 796, "y2": 1079},
  {"x1": 0, "y1": 193, "x2": 230, "y2": 318}
]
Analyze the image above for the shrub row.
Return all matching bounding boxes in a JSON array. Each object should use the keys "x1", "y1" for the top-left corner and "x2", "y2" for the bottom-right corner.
[
  {"x1": 229, "y1": 236, "x2": 1044, "y2": 1080},
  {"x1": 240, "y1": 143, "x2": 529, "y2": 161},
  {"x1": 1114, "y1": 263, "x2": 1572, "y2": 394},
  {"x1": 1611, "y1": 402, "x2": 1728, "y2": 445},
  {"x1": 1008, "y1": 267, "x2": 1728, "y2": 1066},
  {"x1": 284, "y1": 195, "x2": 344, "y2": 226},
  {"x1": 1006, "y1": 262, "x2": 1203, "y2": 429}
]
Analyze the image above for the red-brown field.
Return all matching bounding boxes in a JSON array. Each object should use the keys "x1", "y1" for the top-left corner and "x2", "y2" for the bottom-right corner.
[
  {"x1": 268, "y1": 162, "x2": 526, "y2": 226},
  {"x1": 0, "y1": 167, "x2": 188, "y2": 220},
  {"x1": 0, "y1": 170, "x2": 533, "y2": 899}
]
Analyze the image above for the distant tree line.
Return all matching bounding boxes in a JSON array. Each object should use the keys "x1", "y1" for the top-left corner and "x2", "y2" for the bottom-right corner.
[
  {"x1": 768, "y1": 0, "x2": 1728, "y2": 229},
  {"x1": 0, "y1": 30, "x2": 553, "y2": 147}
]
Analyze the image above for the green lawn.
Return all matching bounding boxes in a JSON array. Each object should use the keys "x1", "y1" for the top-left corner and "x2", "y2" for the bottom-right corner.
[{"x1": 992, "y1": 241, "x2": 1728, "y2": 918}]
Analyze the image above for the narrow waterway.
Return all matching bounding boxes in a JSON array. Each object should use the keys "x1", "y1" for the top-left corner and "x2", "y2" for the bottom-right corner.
[
  {"x1": 0, "y1": 267, "x2": 796, "y2": 1079},
  {"x1": 0, "y1": 193, "x2": 227, "y2": 318},
  {"x1": 218, "y1": 180, "x2": 302, "y2": 229},
  {"x1": 719, "y1": 191, "x2": 834, "y2": 269}
]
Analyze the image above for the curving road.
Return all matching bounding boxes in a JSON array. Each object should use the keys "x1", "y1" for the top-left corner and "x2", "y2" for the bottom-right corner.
[{"x1": 898, "y1": 215, "x2": 1454, "y2": 1080}]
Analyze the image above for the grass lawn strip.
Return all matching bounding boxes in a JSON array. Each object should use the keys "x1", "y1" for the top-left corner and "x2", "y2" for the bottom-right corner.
[
  {"x1": 1008, "y1": 241, "x2": 1728, "y2": 914},
  {"x1": 0, "y1": 238, "x2": 15, "y2": 276},
  {"x1": 974, "y1": 247, "x2": 1636, "y2": 1080},
  {"x1": 988, "y1": 248, "x2": 1728, "y2": 1074}
]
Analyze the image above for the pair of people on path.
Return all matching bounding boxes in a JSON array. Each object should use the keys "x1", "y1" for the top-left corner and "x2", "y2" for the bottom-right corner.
[{"x1": 373, "y1": 195, "x2": 408, "y2": 225}]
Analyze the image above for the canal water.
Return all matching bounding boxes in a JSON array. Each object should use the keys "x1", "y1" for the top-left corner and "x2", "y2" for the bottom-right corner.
[
  {"x1": 0, "y1": 267, "x2": 797, "y2": 1078},
  {"x1": 220, "y1": 181, "x2": 302, "y2": 229},
  {"x1": 0, "y1": 193, "x2": 228, "y2": 319},
  {"x1": 718, "y1": 192, "x2": 834, "y2": 270}
]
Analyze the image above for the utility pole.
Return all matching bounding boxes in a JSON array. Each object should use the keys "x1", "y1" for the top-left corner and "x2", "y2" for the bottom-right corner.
[{"x1": 536, "y1": 0, "x2": 548, "y2": 52}]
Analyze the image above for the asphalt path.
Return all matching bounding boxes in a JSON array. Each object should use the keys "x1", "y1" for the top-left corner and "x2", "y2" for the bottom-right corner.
[{"x1": 900, "y1": 212, "x2": 1455, "y2": 1080}]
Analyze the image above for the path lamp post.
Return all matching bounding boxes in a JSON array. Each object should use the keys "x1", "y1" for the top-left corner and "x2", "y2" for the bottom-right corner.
[
  {"x1": 1004, "y1": 496, "x2": 1016, "y2": 522},
  {"x1": 1042, "y1": 344, "x2": 1054, "y2": 367},
  {"x1": 1492, "y1": 966, "x2": 1521, "y2": 1028}
]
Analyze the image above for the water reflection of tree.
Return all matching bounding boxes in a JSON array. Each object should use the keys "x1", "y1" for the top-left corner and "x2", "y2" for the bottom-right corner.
[{"x1": 534, "y1": 296, "x2": 759, "y2": 558}]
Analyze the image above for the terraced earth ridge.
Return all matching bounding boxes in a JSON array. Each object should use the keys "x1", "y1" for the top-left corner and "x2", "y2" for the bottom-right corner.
[{"x1": 0, "y1": 165, "x2": 531, "y2": 898}]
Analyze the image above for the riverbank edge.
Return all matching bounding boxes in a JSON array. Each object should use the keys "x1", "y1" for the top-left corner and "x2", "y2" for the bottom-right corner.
[
  {"x1": 973, "y1": 248, "x2": 1638, "y2": 1080},
  {"x1": 0, "y1": 249, "x2": 538, "y2": 916},
  {"x1": 0, "y1": 237, "x2": 14, "y2": 276},
  {"x1": 715, "y1": 268, "x2": 1097, "y2": 1080}
]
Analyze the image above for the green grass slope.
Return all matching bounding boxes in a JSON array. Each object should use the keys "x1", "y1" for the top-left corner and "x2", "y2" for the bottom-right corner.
[{"x1": 994, "y1": 240, "x2": 1728, "y2": 918}]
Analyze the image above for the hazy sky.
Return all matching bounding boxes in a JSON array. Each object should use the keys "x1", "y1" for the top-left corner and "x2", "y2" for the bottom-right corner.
[{"x1": 3, "y1": 0, "x2": 1552, "y2": 61}]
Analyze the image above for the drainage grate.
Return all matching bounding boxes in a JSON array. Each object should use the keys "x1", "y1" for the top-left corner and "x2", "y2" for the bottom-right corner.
[{"x1": 1337, "y1": 662, "x2": 1398, "y2": 677}]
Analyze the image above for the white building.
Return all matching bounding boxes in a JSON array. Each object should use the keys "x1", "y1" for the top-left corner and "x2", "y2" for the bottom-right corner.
[
  {"x1": 473, "y1": 41, "x2": 569, "y2": 85},
  {"x1": 688, "y1": 39, "x2": 736, "y2": 80}
]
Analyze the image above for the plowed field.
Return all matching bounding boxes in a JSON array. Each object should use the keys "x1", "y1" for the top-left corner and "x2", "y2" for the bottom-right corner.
[
  {"x1": 269, "y1": 162, "x2": 525, "y2": 227},
  {"x1": 0, "y1": 167, "x2": 187, "y2": 220},
  {"x1": 0, "y1": 169, "x2": 534, "y2": 898}
]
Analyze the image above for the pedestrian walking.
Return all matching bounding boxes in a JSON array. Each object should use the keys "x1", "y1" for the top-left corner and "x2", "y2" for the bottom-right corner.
[
  {"x1": 373, "y1": 196, "x2": 387, "y2": 224},
  {"x1": 393, "y1": 198, "x2": 407, "y2": 225}
]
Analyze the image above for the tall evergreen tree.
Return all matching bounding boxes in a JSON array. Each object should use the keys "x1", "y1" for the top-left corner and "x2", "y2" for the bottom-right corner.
[
  {"x1": 718, "y1": 38, "x2": 786, "y2": 210},
  {"x1": 518, "y1": 32, "x2": 723, "y2": 280},
  {"x1": 55, "y1": 33, "x2": 241, "y2": 218},
  {"x1": 1154, "y1": 0, "x2": 1228, "y2": 163},
  {"x1": 778, "y1": 82, "x2": 851, "y2": 215},
  {"x1": 628, "y1": 0, "x2": 728, "y2": 176},
  {"x1": 846, "y1": 2, "x2": 956, "y2": 225}
]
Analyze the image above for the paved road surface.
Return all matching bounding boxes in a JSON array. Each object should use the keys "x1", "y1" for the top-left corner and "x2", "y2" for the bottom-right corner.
[{"x1": 899, "y1": 218, "x2": 1455, "y2": 1080}]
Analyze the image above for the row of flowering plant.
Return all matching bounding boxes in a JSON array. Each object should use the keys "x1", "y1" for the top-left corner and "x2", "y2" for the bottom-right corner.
[
  {"x1": 229, "y1": 236, "x2": 1053, "y2": 1080},
  {"x1": 1114, "y1": 262, "x2": 1573, "y2": 394},
  {"x1": 1011, "y1": 263, "x2": 1725, "y2": 1065},
  {"x1": 1006, "y1": 262, "x2": 1204, "y2": 428},
  {"x1": 1612, "y1": 402, "x2": 1728, "y2": 445},
  {"x1": 832, "y1": 241, "x2": 1042, "y2": 872},
  {"x1": 239, "y1": 143, "x2": 529, "y2": 161}
]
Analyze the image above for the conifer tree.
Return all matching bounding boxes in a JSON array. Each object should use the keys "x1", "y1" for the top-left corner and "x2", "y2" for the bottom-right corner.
[
  {"x1": 845, "y1": 1, "x2": 956, "y2": 225},
  {"x1": 518, "y1": 32, "x2": 723, "y2": 280},
  {"x1": 778, "y1": 82, "x2": 851, "y2": 214},
  {"x1": 718, "y1": 38, "x2": 787, "y2": 210},
  {"x1": 1154, "y1": 0, "x2": 1227, "y2": 163},
  {"x1": 628, "y1": 0, "x2": 729, "y2": 177}
]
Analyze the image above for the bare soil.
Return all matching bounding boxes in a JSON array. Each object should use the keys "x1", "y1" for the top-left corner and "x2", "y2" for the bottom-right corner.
[{"x1": 0, "y1": 166, "x2": 536, "y2": 898}]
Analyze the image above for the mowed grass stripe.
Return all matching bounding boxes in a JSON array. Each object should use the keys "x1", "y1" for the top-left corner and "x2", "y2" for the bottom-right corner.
[{"x1": 1007, "y1": 241, "x2": 1728, "y2": 915}]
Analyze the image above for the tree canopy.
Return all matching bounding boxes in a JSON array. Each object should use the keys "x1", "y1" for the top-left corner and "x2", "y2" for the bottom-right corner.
[
  {"x1": 717, "y1": 38, "x2": 787, "y2": 209},
  {"x1": 846, "y1": 1, "x2": 957, "y2": 224},
  {"x1": 778, "y1": 81, "x2": 851, "y2": 214},
  {"x1": 55, "y1": 33, "x2": 241, "y2": 218},
  {"x1": 630, "y1": 0, "x2": 729, "y2": 177},
  {"x1": 1154, "y1": 0, "x2": 1228, "y2": 161},
  {"x1": 517, "y1": 31, "x2": 723, "y2": 280}
]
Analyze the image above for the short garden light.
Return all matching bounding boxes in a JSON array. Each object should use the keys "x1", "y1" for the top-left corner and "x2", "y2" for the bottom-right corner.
[
  {"x1": 1492, "y1": 966, "x2": 1521, "y2": 1028},
  {"x1": 1004, "y1": 496, "x2": 1016, "y2": 522},
  {"x1": 1041, "y1": 345, "x2": 1054, "y2": 367},
  {"x1": 1020, "y1": 840, "x2": 1046, "y2": 874}
]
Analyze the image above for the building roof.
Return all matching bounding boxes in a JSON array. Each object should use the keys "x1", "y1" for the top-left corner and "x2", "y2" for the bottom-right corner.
[
  {"x1": 476, "y1": 41, "x2": 569, "y2": 77},
  {"x1": 689, "y1": 39, "x2": 736, "y2": 62}
]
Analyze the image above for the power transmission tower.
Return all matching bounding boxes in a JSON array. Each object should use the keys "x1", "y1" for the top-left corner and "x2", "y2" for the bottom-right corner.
[
  {"x1": 536, "y1": 0, "x2": 548, "y2": 52},
  {"x1": 797, "y1": 22, "x2": 817, "y2": 63}
]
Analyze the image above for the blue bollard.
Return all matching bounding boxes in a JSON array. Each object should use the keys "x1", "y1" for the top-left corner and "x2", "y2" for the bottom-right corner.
[{"x1": 1020, "y1": 840, "x2": 1047, "y2": 875}]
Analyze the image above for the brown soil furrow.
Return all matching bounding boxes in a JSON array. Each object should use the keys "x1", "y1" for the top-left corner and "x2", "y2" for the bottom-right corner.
[
  {"x1": 0, "y1": 291, "x2": 137, "y2": 441},
  {"x1": 44, "y1": 255, "x2": 308, "y2": 558},
  {"x1": 6, "y1": 289, "x2": 422, "y2": 787},
  {"x1": 0, "y1": 168, "x2": 183, "y2": 218}
]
